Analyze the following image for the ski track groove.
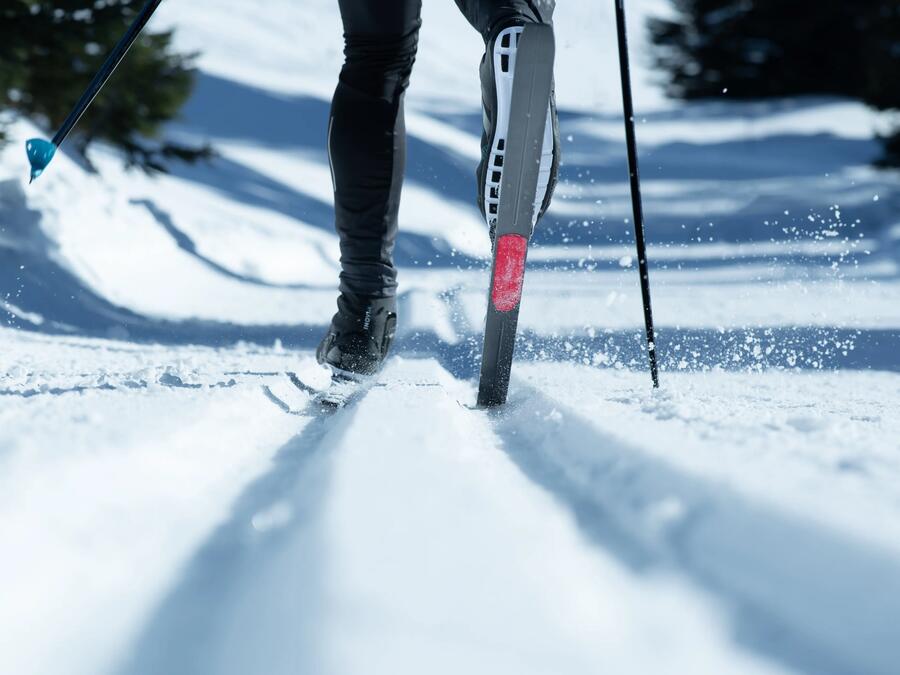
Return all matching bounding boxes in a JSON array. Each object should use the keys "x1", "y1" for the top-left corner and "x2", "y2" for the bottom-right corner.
[
  {"x1": 0, "y1": 382, "x2": 308, "y2": 675},
  {"x1": 115, "y1": 381, "x2": 370, "y2": 675},
  {"x1": 490, "y1": 380, "x2": 900, "y2": 675}
]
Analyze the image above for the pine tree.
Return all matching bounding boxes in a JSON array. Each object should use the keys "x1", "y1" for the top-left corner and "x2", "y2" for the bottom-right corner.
[
  {"x1": 0, "y1": 0, "x2": 211, "y2": 172},
  {"x1": 649, "y1": 0, "x2": 900, "y2": 166}
]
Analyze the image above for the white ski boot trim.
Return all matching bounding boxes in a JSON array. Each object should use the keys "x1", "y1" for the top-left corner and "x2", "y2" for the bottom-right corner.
[{"x1": 483, "y1": 26, "x2": 555, "y2": 232}]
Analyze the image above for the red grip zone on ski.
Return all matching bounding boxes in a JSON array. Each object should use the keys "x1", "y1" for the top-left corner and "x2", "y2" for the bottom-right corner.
[{"x1": 491, "y1": 234, "x2": 528, "y2": 312}]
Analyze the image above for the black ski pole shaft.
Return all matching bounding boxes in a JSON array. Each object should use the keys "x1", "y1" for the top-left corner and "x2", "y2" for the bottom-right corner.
[
  {"x1": 51, "y1": 0, "x2": 165, "y2": 148},
  {"x1": 614, "y1": 0, "x2": 660, "y2": 388}
]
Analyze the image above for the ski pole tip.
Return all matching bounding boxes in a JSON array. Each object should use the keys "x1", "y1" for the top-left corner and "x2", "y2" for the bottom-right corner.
[{"x1": 25, "y1": 138, "x2": 57, "y2": 184}]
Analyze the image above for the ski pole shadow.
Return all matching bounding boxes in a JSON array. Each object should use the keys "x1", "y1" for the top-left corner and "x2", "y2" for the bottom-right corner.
[
  {"x1": 489, "y1": 387, "x2": 900, "y2": 675},
  {"x1": 112, "y1": 401, "x2": 362, "y2": 675}
]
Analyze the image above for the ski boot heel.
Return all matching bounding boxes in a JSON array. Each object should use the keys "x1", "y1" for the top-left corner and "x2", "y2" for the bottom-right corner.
[
  {"x1": 479, "y1": 23, "x2": 559, "y2": 242},
  {"x1": 316, "y1": 295, "x2": 397, "y2": 378}
]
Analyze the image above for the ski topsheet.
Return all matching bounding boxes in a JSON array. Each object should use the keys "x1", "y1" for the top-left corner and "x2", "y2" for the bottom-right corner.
[
  {"x1": 263, "y1": 371, "x2": 368, "y2": 414},
  {"x1": 477, "y1": 24, "x2": 555, "y2": 408},
  {"x1": 290, "y1": 370, "x2": 363, "y2": 408}
]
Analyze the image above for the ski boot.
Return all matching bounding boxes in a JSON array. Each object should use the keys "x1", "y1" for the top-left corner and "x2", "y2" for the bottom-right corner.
[
  {"x1": 478, "y1": 20, "x2": 560, "y2": 242},
  {"x1": 316, "y1": 295, "x2": 397, "y2": 378}
]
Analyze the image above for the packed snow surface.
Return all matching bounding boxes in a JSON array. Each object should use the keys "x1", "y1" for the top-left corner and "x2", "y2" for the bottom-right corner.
[{"x1": 1, "y1": 1, "x2": 899, "y2": 674}]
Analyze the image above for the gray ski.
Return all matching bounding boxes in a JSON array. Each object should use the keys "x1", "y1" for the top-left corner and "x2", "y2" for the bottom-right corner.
[{"x1": 477, "y1": 23, "x2": 555, "y2": 407}]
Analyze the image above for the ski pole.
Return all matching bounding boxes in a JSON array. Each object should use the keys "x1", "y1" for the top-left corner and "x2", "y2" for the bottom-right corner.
[
  {"x1": 614, "y1": 0, "x2": 660, "y2": 388},
  {"x1": 25, "y1": 0, "x2": 165, "y2": 183}
]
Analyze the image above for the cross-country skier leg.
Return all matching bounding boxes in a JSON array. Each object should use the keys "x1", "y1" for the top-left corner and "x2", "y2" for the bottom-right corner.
[{"x1": 317, "y1": 0, "x2": 422, "y2": 377}]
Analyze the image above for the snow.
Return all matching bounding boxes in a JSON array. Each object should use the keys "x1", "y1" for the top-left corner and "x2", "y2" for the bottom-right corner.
[
  {"x1": 2, "y1": 0, "x2": 900, "y2": 674},
  {"x1": 0, "y1": 334, "x2": 315, "y2": 675},
  {"x1": 505, "y1": 365, "x2": 900, "y2": 675}
]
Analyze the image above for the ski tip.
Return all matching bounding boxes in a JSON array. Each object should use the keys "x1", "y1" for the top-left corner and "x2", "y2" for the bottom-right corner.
[
  {"x1": 25, "y1": 138, "x2": 57, "y2": 184},
  {"x1": 319, "y1": 374, "x2": 364, "y2": 408},
  {"x1": 285, "y1": 369, "x2": 367, "y2": 410}
]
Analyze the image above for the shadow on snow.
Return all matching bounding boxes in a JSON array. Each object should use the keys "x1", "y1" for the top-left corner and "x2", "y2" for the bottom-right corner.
[
  {"x1": 490, "y1": 388, "x2": 900, "y2": 675},
  {"x1": 113, "y1": 402, "x2": 365, "y2": 675}
]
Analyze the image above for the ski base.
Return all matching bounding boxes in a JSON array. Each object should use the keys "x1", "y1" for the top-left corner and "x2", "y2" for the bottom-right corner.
[{"x1": 477, "y1": 23, "x2": 555, "y2": 408}]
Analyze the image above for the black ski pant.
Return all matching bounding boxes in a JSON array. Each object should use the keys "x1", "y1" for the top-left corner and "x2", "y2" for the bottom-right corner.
[{"x1": 330, "y1": 0, "x2": 554, "y2": 303}]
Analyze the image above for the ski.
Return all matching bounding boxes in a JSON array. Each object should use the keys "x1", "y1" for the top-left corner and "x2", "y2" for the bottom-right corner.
[
  {"x1": 262, "y1": 370, "x2": 369, "y2": 415},
  {"x1": 288, "y1": 370, "x2": 365, "y2": 408},
  {"x1": 477, "y1": 23, "x2": 555, "y2": 408}
]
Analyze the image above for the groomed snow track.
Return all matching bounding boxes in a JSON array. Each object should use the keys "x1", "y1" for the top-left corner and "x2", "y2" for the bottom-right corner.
[{"x1": 1, "y1": 355, "x2": 885, "y2": 675}]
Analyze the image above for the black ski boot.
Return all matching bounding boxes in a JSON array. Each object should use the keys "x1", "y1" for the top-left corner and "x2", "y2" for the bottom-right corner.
[
  {"x1": 478, "y1": 20, "x2": 560, "y2": 242},
  {"x1": 316, "y1": 295, "x2": 397, "y2": 378}
]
